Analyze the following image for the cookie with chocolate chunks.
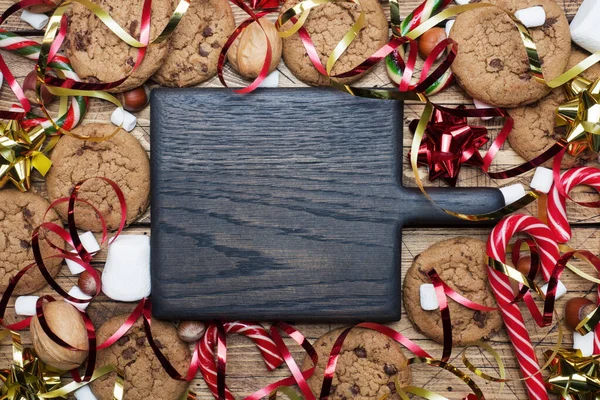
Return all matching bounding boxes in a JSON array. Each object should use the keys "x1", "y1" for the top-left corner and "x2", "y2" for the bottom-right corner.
[
  {"x1": 64, "y1": 0, "x2": 173, "y2": 92},
  {"x1": 152, "y1": 0, "x2": 235, "y2": 87},
  {"x1": 449, "y1": 0, "x2": 571, "y2": 107},
  {"x1": 0, "y1": 191, "x2": 64, "y2": 295},
  {"x1": 46, "y1": 124, "x2": 150, "y2": 232},
  {"x1": 302, "y1": 328, "x2": 411, "y2": 400},
  {"x1": 90, "y1": 314, "x2": 190, "y2": 400},
  {"x1": 403, "y1": 237, "x2": 503, "y2": 346}
]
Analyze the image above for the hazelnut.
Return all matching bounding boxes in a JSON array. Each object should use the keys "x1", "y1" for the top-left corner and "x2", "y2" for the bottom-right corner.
[
  {"x1": 177, "y1": 321, "x2": 206, "y2": 343},
  {"x1": 30, "y1": 301, "x2": 89, "y2": 370},
  {"x1": 118, "y1": 85, "x2": 150, "y2": 113},
  {"x1": 23, "y1": 70, "x2": 55, "y2": 106},
  {"x1": 565, "y1": 297, "x2": 596, "y2": 331},
  {"x1": 15, "y1": 0, "x2": 62, "y2": 13},
  {"x1": 78, "y1": 270, "x2": 98, "y2": 296},
  {"x1": 227, "y1": 18, "x2": 282, "y2": 79},
  {"x1": 418, "y1": 27, "x2": 447, "y2": 59},
  {"x1": 511, "y1": 256, "x2": 536, "y2": 292}
]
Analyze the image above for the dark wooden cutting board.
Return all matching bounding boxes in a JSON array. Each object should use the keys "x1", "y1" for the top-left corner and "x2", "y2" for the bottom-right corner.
[{"x1": 150, "y1": 88, "x2": 504, "y2": 322}]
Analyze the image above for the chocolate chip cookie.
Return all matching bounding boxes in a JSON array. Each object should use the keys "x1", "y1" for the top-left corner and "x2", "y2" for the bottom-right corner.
[
  {"x1": 46, "y1": 124, "x2": 150, "y2": 232},
  {"x1": 90, "y1": 314, "x2": 191, "y2": 400},
  {"x1": 0, "y1": 190, "x2": 64, "y2": 295},
  {"x1": 65, "y1": 0, "x2": 173, "y2": 92},
  {"x1": 280, "y1": 0, "x2": 389, "y2": 86},
  {"x1": 449, "y1": 0, "x2": 571, "y2": 107},
  {"x1": 302, "y1": 328, "x2": 411, "y2": 400},
  {"x1": 508, "y1": 49, "x2": 600, "y2": 168},
  {"x1": 152, "y1": 0, "x2": 235, "y2": 87},
  {"x1": 403, "y1": 237, "x2": 503, "y2": 346}
]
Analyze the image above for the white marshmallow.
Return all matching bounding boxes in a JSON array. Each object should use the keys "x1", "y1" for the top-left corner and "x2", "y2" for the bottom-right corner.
[
  {"x1": 570, "y1": 0, "x2": 600, "y2": 54},
  {"x1": 514, "y1": 6, "x2": 546, "y2": 28},
  {"x1": 102, "y1": 235, "x2": 151, "y2": 302},
  {"x1": 473, "y1": 98, "x2": 494, "y2": 121},
  {"x1": 420, "y1": 283, "x2": 439, "y2": 311},
  {"x1": 20, "y1": 10, "x2": 49, "y2": 30},
  {"x1": 540, "y1": 280, "x2": 567, "y2": 300},
  {"x1": 74, "y1": 385, "x2": 98, "y2": 400},
  {"x1": 64, "y1": 286, "x2": 91, "y2": 311},
  {"x1": 111, "y1": 108, "x2": 137, "y2": 132},
  {"x1": 573, "y1": 331, "x2": 594, "y2": 357},
  {"x1": 500, "y1": 183, "x2": 526, "y2": 206},
  {"x1": 258, "y1": 70, "x2": 279, "y2": 88},
  {"x1": 0, "y1": 72, "x2": 3, "y2": 88},
  {"x1": 454, "y1": 0, "x2": 470, "y2": 5},
  {"x1": 445, "y1": 20, "x2": 455, "y2": 37},
  {"x1": 66, "y1": 231, "x2": 101, "y2": 275},
  {"x1": 15, "y1": 296, "x2": 39, "y2": 316},
  {"x1": 530, "y1": 167, "x2": 554, "y2": 194}
]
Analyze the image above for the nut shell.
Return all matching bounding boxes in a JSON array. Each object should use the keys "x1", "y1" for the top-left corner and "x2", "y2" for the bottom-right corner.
[
  {"x1": 565, "y1": 297, "x2": 596, "y2": 331},
  {"x1": 418, "y1": 27, "x2": 446, "y2": 59},
  {"x1": 78, "y1": 270, "x2": 97, "y2": 296},
  {"x1": 31, "y1": 301, "x2": 89, "y2": 370},
  {"x1": 14, "y1": 0, "x2": 62, "y2": 13},
  {"x1": 23, "y1": 70, "x2": 55, "y2": 106},
  {"x1": 118, "y1": 85, "x2": 150, "y2": 113},
  {"x1": 177, "y1": 320, "x2": 206, "y2": 343},
  {"x1": 227, "y1": 18, "x2": 282, "y2": 79}
]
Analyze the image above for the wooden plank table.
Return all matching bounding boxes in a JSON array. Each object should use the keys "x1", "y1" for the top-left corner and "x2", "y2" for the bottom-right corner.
[{"x1": 1, "y1": 0, "x2": 597, "y2": 398}]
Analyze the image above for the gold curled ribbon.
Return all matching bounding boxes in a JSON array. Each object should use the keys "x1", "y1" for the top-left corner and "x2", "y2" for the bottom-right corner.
[{"x1": 544, "y1": 349, "x2": 600, "y2": 399}]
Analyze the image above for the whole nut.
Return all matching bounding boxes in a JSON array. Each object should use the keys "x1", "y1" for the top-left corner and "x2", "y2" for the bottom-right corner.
[
  {"x1": 118, "y1": 85, "x2": 150, "y2": 113},
  {"x1": 14, "y1": 0, "x2": 62, "y2": 13},
  {"x1": 516, "y1": 256, "x2": 534, "y2": 277},
  {"x1": 177, "y1": 321, "x2": 206, "y2": 343},
  {"x1": 78, "y1": 270, "x2": 98, "y2": 296},
  {"x1": 227, "y1": 18, "x2": 282, "y2": 79},
  {"x1": 565, "y1": 297, "x2": 596, "y2": 331},
  {"x1": 30, "y1": 301, "x2": 89, "y2": 370},
  {"x1": 418, "y1": 27, "x2": 447, "y2": 59},
  {"x1": 23, "y1": 70, "x2": 55, "y2": 106}
]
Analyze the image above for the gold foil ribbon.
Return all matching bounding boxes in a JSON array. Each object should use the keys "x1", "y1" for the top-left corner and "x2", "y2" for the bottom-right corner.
[{"x1": 544, "y1": 349, "x2": 600, "y2": 399}]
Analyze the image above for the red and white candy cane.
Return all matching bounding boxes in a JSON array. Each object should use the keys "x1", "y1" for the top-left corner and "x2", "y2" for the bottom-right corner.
[
  {"x1": 487, "y1": 214, "x2": 560, "y2": 400},
  {"x1": 199, "y1": 321, "x2": 284, "y2": 400},
  {"x1": 547, "y1": 166, "x2": 600, "y2": 243}
]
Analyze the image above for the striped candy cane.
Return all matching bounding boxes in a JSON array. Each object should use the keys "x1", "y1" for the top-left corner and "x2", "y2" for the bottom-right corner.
[
  {"x1": 547, "y1": 167, "x2": 600, "y2": 243},
  {"x1": 487, "y1": 215, "x2": 560, "y2": 400},
  {"x1": 0, "y1": 28, "x2": 87, "y2": 134},
  {"x1": 199, "y1": 321, "x2": 284, "y2": 400}
]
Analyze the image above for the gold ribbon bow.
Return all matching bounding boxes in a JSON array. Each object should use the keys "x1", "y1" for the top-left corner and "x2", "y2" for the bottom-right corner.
[
  {"x1": 556, "y1": 77, "x2": 600, "y2": 156},
  {"x1": 545, "y1": 348, "x2": 600, "y2": 399},
  {"x1": 0, "y1": 122, "x2": 51, "y2": 192}
]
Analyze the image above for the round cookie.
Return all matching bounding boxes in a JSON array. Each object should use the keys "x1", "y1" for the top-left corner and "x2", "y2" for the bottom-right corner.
[
  {"x1": 64, "y1": 0, "x2": 173, "y2": 93},
  {"x1": 301, "y1": 328, "x2": 411, "y2": 400},
  {"x1": 90, "y1": 314, "x2": 191, "y2": 400},
  {"x1": 280, "y1": 0, "x2": 388, "y2": 86},
  {"x1": 403, "y1": 237, "x2": 503, "y2": 346},
  {"x1": 46, "y1": 124, "x2": 150, "y2": 232},
  {"x1": 449, "y1": 0, "x2": 571, "y2": 107},
  {"x1": 508, "y1": 49, "x2": 600, "y2": 168},
  {"x1": 0, "y1": 190, "x2": 64, "y2": 295},
  {"x1": 152, "y1": 0, "x2": 235, "y2": 87}
]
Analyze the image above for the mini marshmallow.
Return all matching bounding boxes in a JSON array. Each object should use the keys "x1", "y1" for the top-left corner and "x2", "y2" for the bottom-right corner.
[
  {"x1": 102, "y1": 235, "x2": 151, "y2": 302},
  {"x1": 258, "y1": 70, "x2": 280, "y2": 88},
  {"x1": 74, "y1": 385, "x2": 98, "y2": 400},
  {"x1": 445, "y1": 20, "x2": 455, "y2": 37},
  {"x1": 420, "y1": 283, "x2": 439, "y2": 311},
  {"x1": 540, "y1": 280, "x2": 567, "y2": 300},
  {"x1": 570, "y1": 0, "x2": 600, "y2": 54},
  {"x1": 514, "y1": 6, "x2": 546, "y2": 28},
  {"x1": 0, "y1": 72, "x2": 3, "y2": 88},
  {"x1": 64, "y1": 286, "x2": 91, "y2": 311},
  {"x1": 66, "y1": 231, "x2": 101, "y2": 275},
  {"x1": 111, "y1": 108, "x2": 137, "y2": 132},
  {"x1": 15, "y1": 296, "x2": 39, "y2": 316},
  {"x1": 500, "y1": 183, "x2": 526, "y2": 206},
  {"x1": 573, "y1": 331, "x2": 594, "y2": 357},
  {"x1": 530, "y1": 167, "x2": 554, "y2": 194},
  {"x1": 473, "y1": 99, "x2": 494, "y2": 121},
  {"x1": 20, "y1": 10, "x2": 49, "y2": 30},
  {"x1": 454, "y1": 0, "x2": 469, "y2": 5}
]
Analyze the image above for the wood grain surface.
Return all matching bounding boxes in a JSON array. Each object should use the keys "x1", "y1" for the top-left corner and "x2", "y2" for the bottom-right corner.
[{"x1": 0, "y1": 0, "x2": 596, "y2": 399}]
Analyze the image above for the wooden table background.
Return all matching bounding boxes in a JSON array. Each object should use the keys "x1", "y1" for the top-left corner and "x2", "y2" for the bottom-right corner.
[{"x1": 1, "y1": 0, "x2": 598, "y2": 398}]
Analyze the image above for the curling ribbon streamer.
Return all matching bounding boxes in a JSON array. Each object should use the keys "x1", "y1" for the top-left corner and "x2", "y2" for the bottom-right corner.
[
  {"x1": 199, "y1": 321, "x2": 284, "y2": 400},
  {"x1": 544, "y1": 348, "x2": 600, "y2": 399},
  {"x1": 486, "y1": 214, "x2": 560, "y2": 400}
]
